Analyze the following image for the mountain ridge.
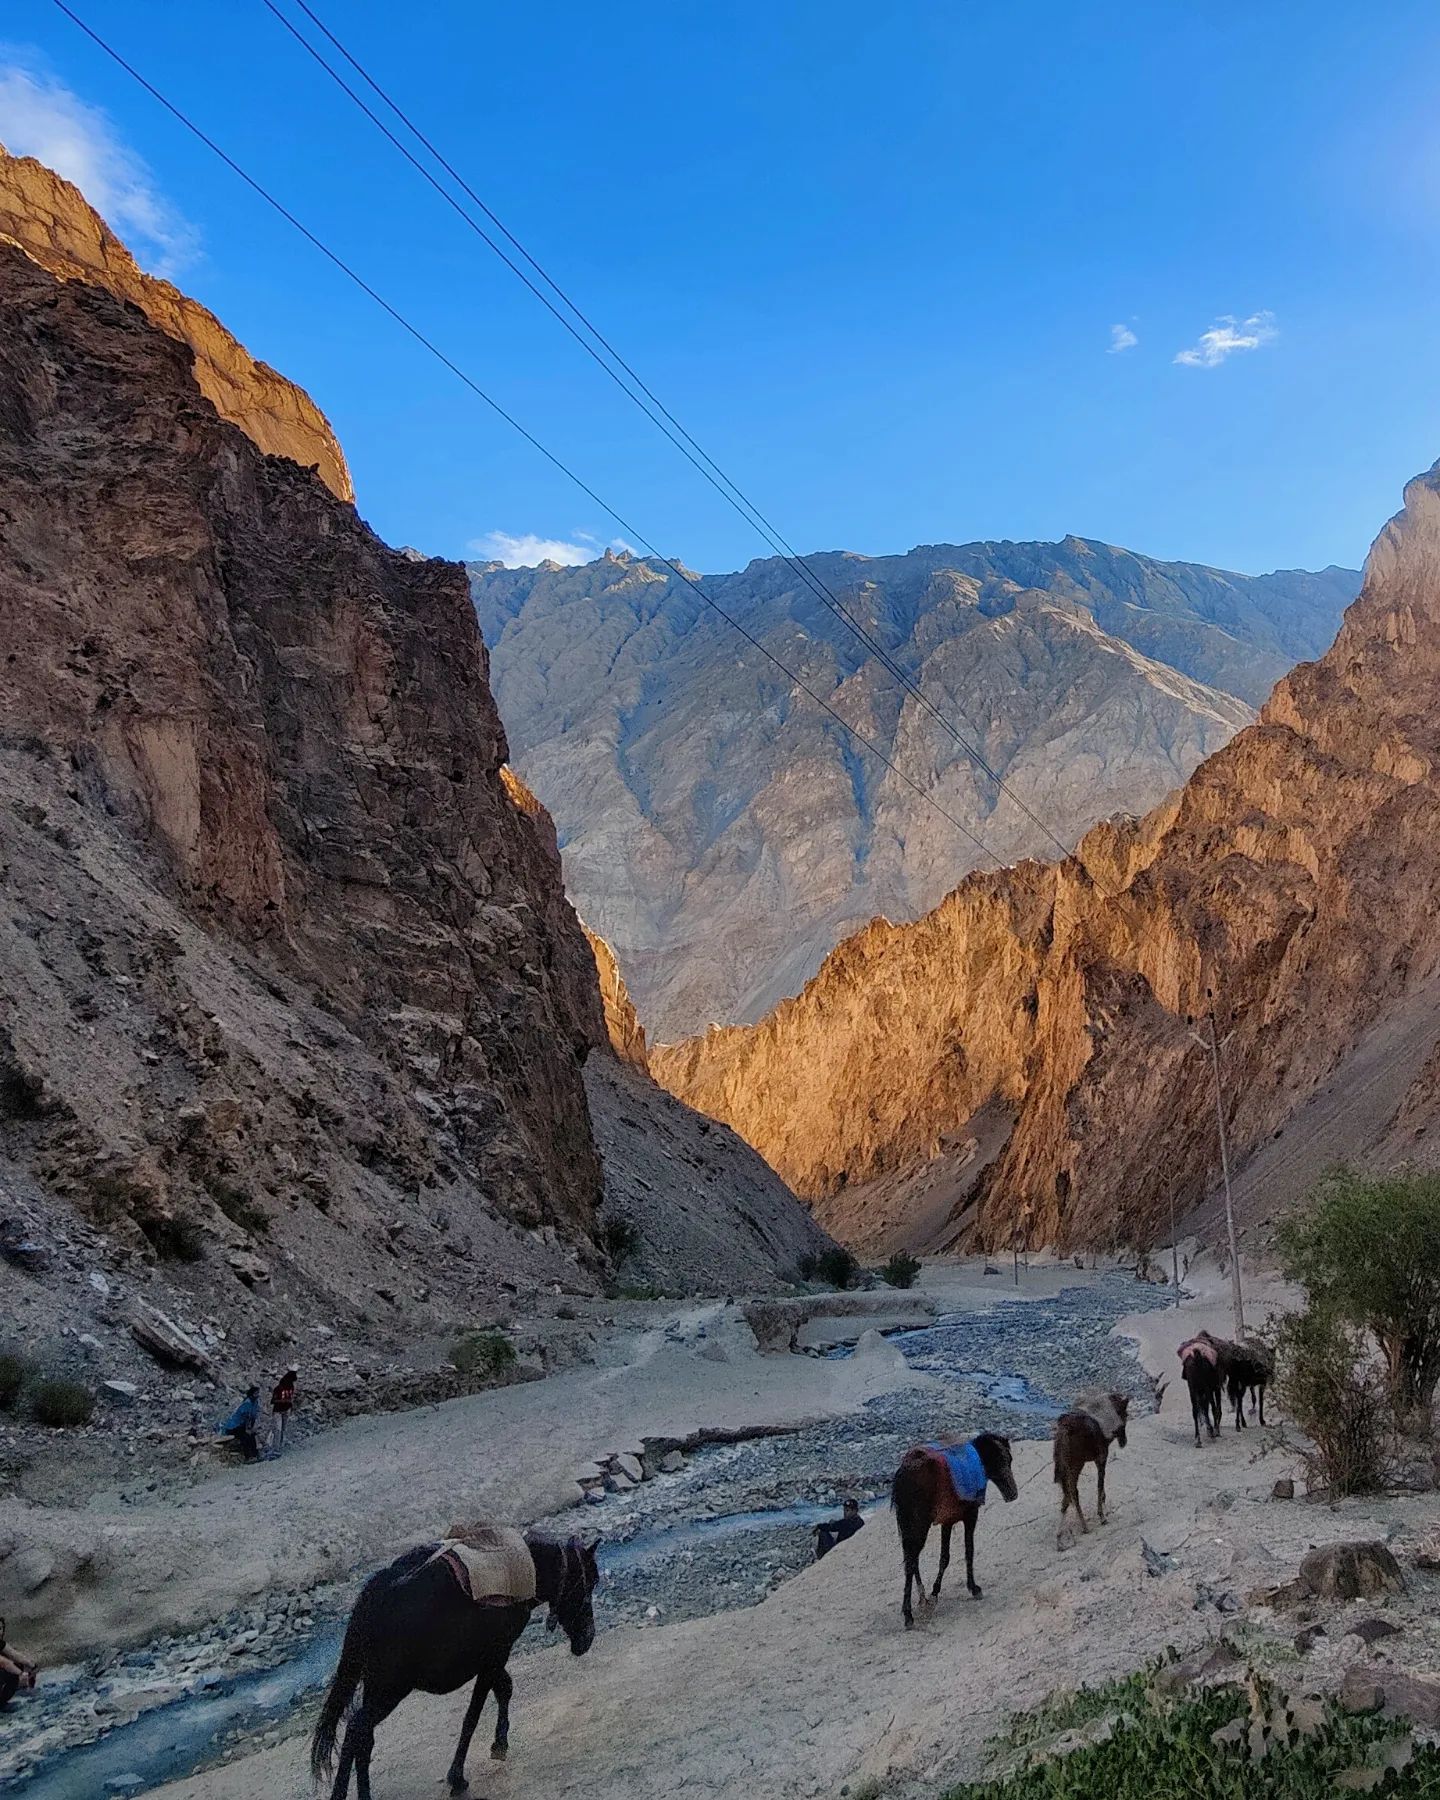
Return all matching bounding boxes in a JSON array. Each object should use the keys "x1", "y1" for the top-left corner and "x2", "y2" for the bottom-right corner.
[{"x1": 471, "y1": 541, "x2": 1357, "y2": 1038}]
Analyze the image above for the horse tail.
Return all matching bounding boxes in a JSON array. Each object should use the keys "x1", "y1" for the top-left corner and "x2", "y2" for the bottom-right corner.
[
  {"x1": 310, "y1": 1629, "x2": 362, "y2": 1782},
  {"x1": 1052, "y1": 1427, "x2": 1063, "y2": 1484}
]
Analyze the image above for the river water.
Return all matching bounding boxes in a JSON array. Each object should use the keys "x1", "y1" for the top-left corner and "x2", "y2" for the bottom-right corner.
[{"x1": 6, "y1": 1271, "x2": 1166, "y2": 1798}]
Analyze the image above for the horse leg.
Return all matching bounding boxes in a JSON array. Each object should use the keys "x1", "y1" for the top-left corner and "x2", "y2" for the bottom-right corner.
[
  {"x1": 329, "y1": 1718, "x2": 360, "y2": 1800},
  {"x1": 445, "y1": 1672, "x2": 492, "y2": 1793},
  {"x1": 900, "y1": 1518, "x2": 928, "y2": 1628},
  {"x1": 963, "y1": 1508, "x2": 982, "y2": 1598},
  {"x1": 490, "y1": 1667, "x2": 514, "y2": 1760},
  {"x1": 931, "y1": 1522, "x2": 952, "y2": 1599},
  {"x1": 1095, "y1": 1449, "x2": 1108, "y2": 1525},
  {"x1": 1257, "y1": 1382, "x2": 1266, "y2": 1427},
  {"x1": 350, "y1": 1684, "x2": 404, "y2": 1800}
]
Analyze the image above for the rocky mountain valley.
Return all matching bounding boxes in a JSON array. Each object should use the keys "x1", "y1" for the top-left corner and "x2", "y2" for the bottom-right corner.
[
  {"x1": 652, "y1": 459, "x2": 1440, "y2": 1254},
  {"x1": 471, "y1": 542, "x2": 1357, "y2": 1038}
]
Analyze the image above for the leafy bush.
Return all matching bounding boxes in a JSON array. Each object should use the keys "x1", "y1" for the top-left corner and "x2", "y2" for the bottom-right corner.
[
  {"x1": 0, "y1": 1351, "x2": 29, "y2": 1410},
  {"x1": 1278, "y1": 1166, "x2": 1440, "y2": 1417},
  {"x1": 31, "y1": 1378, "x2": 95, "y2": 1427},
  {"x1": 954, "y1": 1667, "x2": 1440, "y2": 1798},
  {"x1": 881, "y1": 1250, "x2": 922, "y2": 1289},
  {"x1": 816, "y1": 1245, "x2": 860, "y2": 1290},
  {"x1": 599, "y1": 1217, "x2": 639, "y2": 1264},
  {"x1": 1274, "y1": 1304, "x2": 1390, "y2": 1496},
  {"x1": 450, "y1": 1330, "x2": 517, "y2": 1381}
]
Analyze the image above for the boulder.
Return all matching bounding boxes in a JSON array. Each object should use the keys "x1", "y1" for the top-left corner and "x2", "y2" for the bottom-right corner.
[
  {"x1": 1271, "y1": 1478, "x2": 1295, "y2": 1500},
  {"x1": 102, "y1": 1379, "x2": 140, "y2": 1405},
  {"x1": 610, "y1": 1453, "x2": 644, "y2": 1485},
  {"x1": 658, "y1": 1451, "x2": 685, "y2": 1474},
  {"x1": 1339, "y1": 1669, "x2": 1385, "y2": 1716},
  {"x1": 1299, "y1": 1541, "x2": 1405, "y2": 1602},
  {"x1": 1347, "y1": 1618, "x2": 1402, "y2": 1646},
  {"x1": 129, "y1": 1302, "x2": 216, "y2": 1375}
]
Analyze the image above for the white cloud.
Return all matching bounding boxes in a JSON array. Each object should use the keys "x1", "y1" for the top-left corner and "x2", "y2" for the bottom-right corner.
[
  {"x1": 1108, "y1": 322, "x2": 1138, "y2": 354},
  {"x1": 1174, "y1": 311, "x2": 1277, "y2": 368},
  {"x1": 469, "y1": 530, "x2": 634, "y2": 568},
  {"x1": 0, "y1": 56, "x2": 198, "y2": 275}
]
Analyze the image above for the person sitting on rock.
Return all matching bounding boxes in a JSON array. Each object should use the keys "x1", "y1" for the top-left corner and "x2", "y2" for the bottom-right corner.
[
  {"x1": 0, "y1": 1618, "x2": 38, "y2": 1709},
  {"x1": 813, "y1": 1498, "x2": 864, "y2": 1560},
  {"x1": 269, "y1": 1366, "x2": 298, "y2": 1455},
  {"x1": 218, "y1": 1385, "x2": 262, "y2": 1463}
]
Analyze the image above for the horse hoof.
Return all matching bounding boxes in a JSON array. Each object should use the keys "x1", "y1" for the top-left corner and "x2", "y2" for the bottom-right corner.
[
  {"x1": 491, "y1": 1744, "x2": 508, "y2": 1763},
  {"x1": 447, "y1": 1780, "x2": 469, "y2": 1796},
  {"x1": 968, "y1": 1586, "x2": 982, "y2": 1600},
  {"x1": 904, "y1": 1615, "x2": 914, "y2": 1630}
]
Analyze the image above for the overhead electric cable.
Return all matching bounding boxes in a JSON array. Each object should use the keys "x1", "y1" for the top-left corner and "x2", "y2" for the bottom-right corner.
[
  {"x1": 257, "y1": 0, "x2": 1100, "y2": 884},
  {"x1": 49, "y1": 0, "x2": 1006, "y2": 871}
]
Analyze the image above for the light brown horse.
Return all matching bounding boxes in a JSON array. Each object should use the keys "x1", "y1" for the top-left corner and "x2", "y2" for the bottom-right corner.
[
  {"x1": 1052, "y1": 1392, "x2": 1129, "y2": 1537},
  {"x1": 891, "y1": 1432, "x2": 1018, "y2": 1627}
]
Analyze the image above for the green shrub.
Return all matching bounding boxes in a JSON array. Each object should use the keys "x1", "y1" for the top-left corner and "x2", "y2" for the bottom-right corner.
[
  {"x1": 881, "y1": 1250, "x2": 922, "y2": 1289},
  {"x1": 953, "y1": 1667, "x2": 1440, "y2": 1798},
  {"x1": 0, "y1": 1351, "x2": 29, "y2": 1410},
  {"x1": 816, "y1": 1245, "x2": 859, "y2": 1290},
  {"x1": 31, "y1": 1378, "x2": 95, "y2": 1427},
  {"x1": 450, "y1": 1330, "x2": 517, "y2": 1381},
  {"x1": 1278, "y1": 1166, "x2": 1440, "y2": 1416},
  {"x1": 1274, "y1": 1304, "x2": 1390, "y2": 1496},
  {"x1": 796, "y1": 1252, "x2": 819, "y2": 1280}
]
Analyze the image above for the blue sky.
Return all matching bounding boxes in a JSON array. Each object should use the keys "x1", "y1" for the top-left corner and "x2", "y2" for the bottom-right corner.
[{"x1": 5, "y1": 1, "x2": 1440, "y2": 576}]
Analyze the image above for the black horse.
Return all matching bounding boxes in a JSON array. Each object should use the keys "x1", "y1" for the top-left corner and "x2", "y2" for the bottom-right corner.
[
  {"x1": 311, "y1": 1533, "x2": 599, "y2": 1800},
  {"x1": 891, "y1": 1431, "x2": 1018, "y2": 1627},
  {"x1": 1180, "y1": 1343, "x2": 1223, "y2": 1446}
]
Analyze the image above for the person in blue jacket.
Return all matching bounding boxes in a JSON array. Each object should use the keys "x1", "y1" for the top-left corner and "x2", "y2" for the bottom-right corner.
[{"x1": 218, "y1": 1385, "x2": 262, "y2": 1462}]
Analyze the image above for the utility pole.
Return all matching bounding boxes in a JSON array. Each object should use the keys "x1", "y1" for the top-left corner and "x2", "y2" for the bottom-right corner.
[
  {"x1": 1170, "y1": 1185, "x2": 1180, "y2": 1306},
  {"x1": 1196, "y1": 996, "x2": 1244, "y2": 1338}
]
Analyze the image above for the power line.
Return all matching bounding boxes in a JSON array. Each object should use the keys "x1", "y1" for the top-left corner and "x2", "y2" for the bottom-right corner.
[
  {"x1": 49, "y1": 0, "x2": 1004, "y2": 870},
  {"x1": 257, "y1": 0, "x2": 1098, "y2": 883}
]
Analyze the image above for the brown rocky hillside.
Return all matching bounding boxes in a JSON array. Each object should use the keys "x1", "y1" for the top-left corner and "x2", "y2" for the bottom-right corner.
[
  {"x1": 0, "y1": 198, "x2": 830, "y2": 1438},
  {"x1": 653, "y1": 460, "x2": 1440, "y2": 1254}
]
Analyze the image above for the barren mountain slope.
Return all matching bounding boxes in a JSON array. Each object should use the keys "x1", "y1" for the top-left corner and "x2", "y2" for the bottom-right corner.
[
  {"x1": 0, "y1": 145, "x2": 352, "y2": 501},
  {"x1": 472, "y1": 543, "x2": 1355, "y2": 1037},
  {"x1": 653, "y1": 459, "x2": 1440, "y2": 1253}
]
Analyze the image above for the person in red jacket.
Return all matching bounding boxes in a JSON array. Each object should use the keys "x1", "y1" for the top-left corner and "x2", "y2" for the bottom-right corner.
[{"x1": 270, "y1": 1366, "x2": 298, "y2": 1456}]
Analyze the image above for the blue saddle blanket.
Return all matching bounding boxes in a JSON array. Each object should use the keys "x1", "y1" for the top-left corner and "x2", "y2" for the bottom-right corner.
[{"x1": 928, "y1": 1440, "x2": 987, "y2": 1503}]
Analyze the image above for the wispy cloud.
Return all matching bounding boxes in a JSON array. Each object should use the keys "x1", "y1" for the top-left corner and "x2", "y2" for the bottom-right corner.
[
  {"x1": 468, "y1": 529, "x2": 634, "y2": 568},
  {"x1": 0, "y1": 55, "x2": 198, "y2": 275},
  {"x1": 1174, "y1": 311, "x2": 1277, "y2": 369},
  {"x1": 1107, "y1": 322, "x2": 1138, "y2": 354}
]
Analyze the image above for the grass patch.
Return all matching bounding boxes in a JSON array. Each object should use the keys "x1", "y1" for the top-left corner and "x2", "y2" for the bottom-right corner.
[
  {"x1": 955, "y1": 1668, "x2": 1440, "y2": 1798},
  {"x1": 31, "y1": 1377, "x2": 95, "y2": 1427},
  {"x1": 0, "y1": 1351, "x2": 30, "y2": 1410},
  {"x1": 450, "y1": 1330, "x2": 517, "y2": 1381}
]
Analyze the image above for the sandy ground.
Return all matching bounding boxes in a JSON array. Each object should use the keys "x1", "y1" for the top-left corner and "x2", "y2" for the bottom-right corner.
[
  {"x1": 6, "y1": 1265, "x2": 1092, "y2": 1662},
  {"x1": 149, "y1": 1252, "x2": 1440, "y2": 1800}
]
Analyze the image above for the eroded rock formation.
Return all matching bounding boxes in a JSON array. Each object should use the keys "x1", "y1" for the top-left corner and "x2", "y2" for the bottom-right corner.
[
  {"x1": 471, "y1": 542, "x2": 1355, "y2": 1038},
  {"x1": 0, "y1": 145, "x2": 353, "y2": 501},
  {"x1": 653, "y1": 463, "x2": 1440, "y2": 1253}
]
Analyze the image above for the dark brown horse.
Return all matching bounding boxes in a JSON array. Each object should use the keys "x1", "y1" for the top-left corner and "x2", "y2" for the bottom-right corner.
[
  {"x1": 1180, "y1": 1339, "x2": 1223, "y2": 1445},
  {"x1": 1052, "y1": 1393, "x2": 1129, "y2": 1536},
  {"x1": 1202, "y1": 1331, "x2": 1273, "y2": 1430},
  {"x1": 311, "y1": 1532, "x2": 599, "y2": 1799},
  {"x1": 891, "y1": 1432, "x2": 1017, "y2": 1627}
]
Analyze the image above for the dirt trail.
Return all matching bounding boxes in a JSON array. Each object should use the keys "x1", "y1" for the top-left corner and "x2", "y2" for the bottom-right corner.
[{"x1": 151, "y1": 1257, "x2": 1440, "y2": 1800}]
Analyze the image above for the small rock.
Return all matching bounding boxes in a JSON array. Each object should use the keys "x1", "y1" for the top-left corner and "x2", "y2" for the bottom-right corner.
[
  {"x1": 658, "y1": 1451, "x2": 685, "y2": 1475},
  {"x1": 1293, "y1": 1623, "x2": 1327, "y2": 1655},
  {"x1": 610, "y1": 1452, "x2": 644, "y2": 1484},
  {"x1": 102, "y1": 1379, "x2": 140, "y2": 1405},
  {"x1": 1300, "y1": 1541, "x2": 1406, "y2": 1602},
  {"x1": 1271, "y1": 1477, "x2": 1295, "y2": 1501},
  {"x1": 1339, "y1": 1669, "x2": 1385, "y2": 1716},
  {"x1": 1347, "y1": 1617, "x2": 1402, "y2": 1646}
]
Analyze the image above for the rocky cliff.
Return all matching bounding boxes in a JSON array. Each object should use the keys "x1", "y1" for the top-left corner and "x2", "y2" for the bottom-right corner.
[
  {"x1": 0, "y1": 145, "x2": 353, "y2": 502},
  {"x1": 652, "y1": 462, "x2": 1440, "y2": 1253},
  {"x1": 471, "y1": 543, "x2": 1356, "y2": 1038},
  {"x1": 0, "y1": 236, "x2": 612, "y2": 1366}
]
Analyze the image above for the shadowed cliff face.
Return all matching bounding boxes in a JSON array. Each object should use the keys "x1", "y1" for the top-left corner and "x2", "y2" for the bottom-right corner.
[
  {"x1": 0, "y1": 145, "x2": 353, "y2": 502},
  {"x1": 652, "y1": 462, "x2": 1440, "y2": 1253},
  {"x1": 0, "y1": 242, "x2": 604, "y2": 1267},
  {"x1": 471, "y1": 543, "x2": 1355, "y2": 1040}
]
